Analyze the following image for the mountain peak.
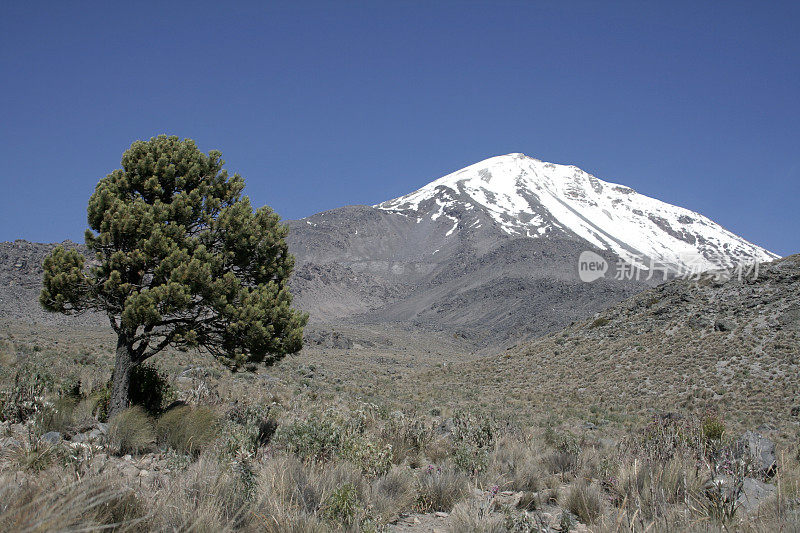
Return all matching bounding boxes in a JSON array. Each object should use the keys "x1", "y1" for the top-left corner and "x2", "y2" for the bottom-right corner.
[{"x1": 376, "y1": 154, "x2": 778, "y2": 271}]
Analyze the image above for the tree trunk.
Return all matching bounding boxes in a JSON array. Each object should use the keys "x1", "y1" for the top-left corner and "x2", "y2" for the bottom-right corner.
[{"x1": 109, "y1": 332, "x2": 135, "y2": 418}]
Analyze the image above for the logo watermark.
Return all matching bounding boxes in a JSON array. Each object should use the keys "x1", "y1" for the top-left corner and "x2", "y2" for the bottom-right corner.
[{"x1": 577, "y1": 251, "x2": 760, "y2": 283}]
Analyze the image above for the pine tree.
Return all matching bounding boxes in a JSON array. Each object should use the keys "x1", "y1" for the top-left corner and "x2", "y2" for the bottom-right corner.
[{"x1": 40, "y1": 135, "x2": 308, "y2": 416}]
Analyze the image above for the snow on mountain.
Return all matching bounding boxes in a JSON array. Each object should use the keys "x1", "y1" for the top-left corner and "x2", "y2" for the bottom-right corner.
[{"x1": 376, "y1": 153, "x2": 778, "y2": 272}]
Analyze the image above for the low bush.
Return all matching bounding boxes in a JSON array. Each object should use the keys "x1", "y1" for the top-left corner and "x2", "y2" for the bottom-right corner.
[
  {"x1": 321, "y1": 483, "x2": 360, "y2": 525},
  {"x1": 564, "y1": 481, "x2": 603, "y2": 524},
  {"x1": 0, "y1": 360, "x2": 54, "y2": 423},
  {"x1": 448, "y1": 499, "x2": 506, "y2": 533},
  {"x1": 275, "y1": 409, "x2": 392, "y2": 477},
  {"x1": 129, "y1": 364, "x2": 173, "y2": 415},
  {"x1": 108, "y1": 406, "x2": 156, "y2": 455},
  {"x1": 157, "y1": 405, "x2": 220, "y2": 456},
  {"x1": 415, "y1": 465, "x2": 469, "y2": 512},
  {"x1": 370, "y1": 466, "x2": 417, "y2": 522}
]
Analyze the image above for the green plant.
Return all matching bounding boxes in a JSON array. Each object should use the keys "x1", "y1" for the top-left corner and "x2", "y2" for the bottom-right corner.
[
  {"x1": 0, "y1": 360, "x2": 54, "y2": 423},
  {"x1": 322, "y1": 483, "x2": 360, "y2": 525},
  {"x1": 108, "y1": 406, "x2": 156, "y2": 455},
  {"x1": 40, "y1": 135, "x2": 308, "y2": 417},
  {"x1": 451, "y1": 410, "x2": 496, "y2": 475},
  {"x1": 38, "y1": 396, "x2": 79, "y2": 434},
  {"x1": 128, "y1": 364, "x2": 173, "y2": 416},
  {"x1": 701, "y1": 413, "x2": 726, "y2": 442},
  {"x1": 590, "y1": 317, "x2": 610, "y2": 328},
  {"x1": 275, "y1": 413, "x2": 343, "y2": 462},
  {"x1": 156, "y1": 405, "x2": 219, "y2": 456}
]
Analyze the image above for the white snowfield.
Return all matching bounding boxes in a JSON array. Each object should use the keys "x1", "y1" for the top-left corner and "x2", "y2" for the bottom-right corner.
[{"x1": 377, "y1": 153, "x2": 778, "y2": 271}]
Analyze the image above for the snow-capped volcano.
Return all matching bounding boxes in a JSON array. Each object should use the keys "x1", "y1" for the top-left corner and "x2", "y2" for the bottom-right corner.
[{"x1": 376, "y1": 153, "x2": 778, "y2": 271}]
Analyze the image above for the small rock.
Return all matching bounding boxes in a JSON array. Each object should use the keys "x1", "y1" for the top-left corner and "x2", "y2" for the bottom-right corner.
[
  {"x1": 41, "y1": 431, "x2": 62, "y2": 445},
  {"x1": 434, "y1": 511, "x2": 449, "y2": 518},
  {"x1": 71, "y1": 432, "x2": 89, "y2": 444}
]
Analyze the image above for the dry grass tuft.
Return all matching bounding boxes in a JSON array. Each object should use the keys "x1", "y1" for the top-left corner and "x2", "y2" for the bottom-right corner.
[{"x1": 108, "y1": 406, "x2": 156, "y2": 455}]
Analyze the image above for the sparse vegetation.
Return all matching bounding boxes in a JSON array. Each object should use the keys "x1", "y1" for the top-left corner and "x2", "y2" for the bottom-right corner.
[
  {"x1": 156, "y1": 405, "x2": 220, "y2": 456},
  {"x1": 1, "y1": 255, "x2": 800, "y2": 530},
  {"x1": 108, "y1": 406, "x2": 156, "y2": 455}
]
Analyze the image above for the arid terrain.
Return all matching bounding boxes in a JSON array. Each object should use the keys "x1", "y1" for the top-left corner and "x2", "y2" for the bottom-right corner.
[{"x1": 2, "y1": 249, "x2": 800, "y2": 531}]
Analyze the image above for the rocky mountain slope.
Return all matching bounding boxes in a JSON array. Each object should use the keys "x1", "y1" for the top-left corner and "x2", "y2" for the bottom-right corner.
[
  {"x1": 403, "y1": 253, "x2": 797, "y2": 427},
  {"x1": 0, "y1": 153, "x2": 778, "y2": 346},
  {"x1": 286, "y1": 153, "x2": 776, "y2": 343}
]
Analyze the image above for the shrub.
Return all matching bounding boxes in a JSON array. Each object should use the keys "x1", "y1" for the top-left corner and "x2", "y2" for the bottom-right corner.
[
  {"x1": 221, "y1": 402, "x2": 278, "y2": 460},
  {"x1": 448, "y1": 499, "x2": 506, "y2": 533},
  {"x1": 321, "y1": 483, "x2": 359, "y2": 525},
  {"x1": 590, "y1": 317, "x2": 610, "y2": 328},
  {"x1": 157, "y1": 405, "x2": 219, "y2": 456},
  {"x1": 108, "y1": 406, "x2": 156, "y2": 455},
  {"x1": 370, "y1": 466, "x2": 417, "y2": 523},
  {"x1": 275, "y1": 413, "x2": 343, "y2": 462},
  {"x1": 382, "y1": 414, "x2": 434, "y2": 465},
  {"x1": 701, "y1": 413, "x2": 726, "y2": 442},
  {"x1": 564, "y1": 482, "x2": 602, "y2": 524},
  {"x1": 416, "y1": 465, "x2": 469, "y2": 512},
  {"x1": 0, "y1": 360, "x2": 54, "y2": 423},
  {"x1": 38, "y1": 396, "x2": 79, "y2": 434},
  {"x1": 90, "y1": 383, "x2": 112, "y2": 422},
  {"x1": 451, "y1": 410, "x2": 496, "y2": 475},
  {"x1": 129, "y1": 364, "x2": 173, "y2": 415},
  {"x1": 342, "y1": 436, "x2": 393, "y2": 478},
  {"x1": 275, "y1": 410, "x2": 392, "y2": 477}
]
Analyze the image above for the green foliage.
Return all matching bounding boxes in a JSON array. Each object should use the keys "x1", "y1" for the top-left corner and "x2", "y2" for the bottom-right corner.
[
  {"x1": 451, "y1": 410, "x2": 496, "y2": 475},
  {"x1": 40, "y1": 135, "x2": 307, "y2": 380},
  {"x1": 91, "y1": 383, "x2": 112, "y2": 422},
  {"x1": 223, "y1": 402, "x2": 278, "y2": 457},
  {"x1": 275, "y1": 409, "x2": 393, "y2": 477},
  {"x1": 0, "y1": 360, "x2": 54, "y2": 423},
  {"x1": 590, "y1": 317, "x2": 610, "y2": 328},
  {"x1": 322, "y1": 483, "x2": 360, "y2": 525},
  {"x1": 701, "y1": 413, "x2": 726, "y2": 442},
  {"x1": 128, "y1": 364, "x2": 173, "y2": 415},
  {"x1": 38, "y1": 396, "x2": 79, "y2": 434},
  {"x1": 156, "y1": 405, "x2": 220, "y2": 456},
  {"x1": 108, "y1": 406, "x2": 156, "y2": 455}
]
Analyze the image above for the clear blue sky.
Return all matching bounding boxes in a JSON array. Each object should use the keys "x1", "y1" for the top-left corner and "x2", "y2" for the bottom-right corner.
[{"x1": 1, "y1": 1, "x2": 797, "y2": 255}]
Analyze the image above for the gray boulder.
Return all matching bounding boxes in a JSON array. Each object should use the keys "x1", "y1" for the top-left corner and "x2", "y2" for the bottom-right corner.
[
  {"x1": 739, "y1": 477, "x2": 776, "y2": 513},
  {"x1": 704, "y1": 476, "x2": 776, "y2": 514},
  {"x1": 735, "y1": 431, "x2": 777, "y2": 478},
  {"x1": 41, "y1": 431, "x2": 62, "y2": 445}
]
